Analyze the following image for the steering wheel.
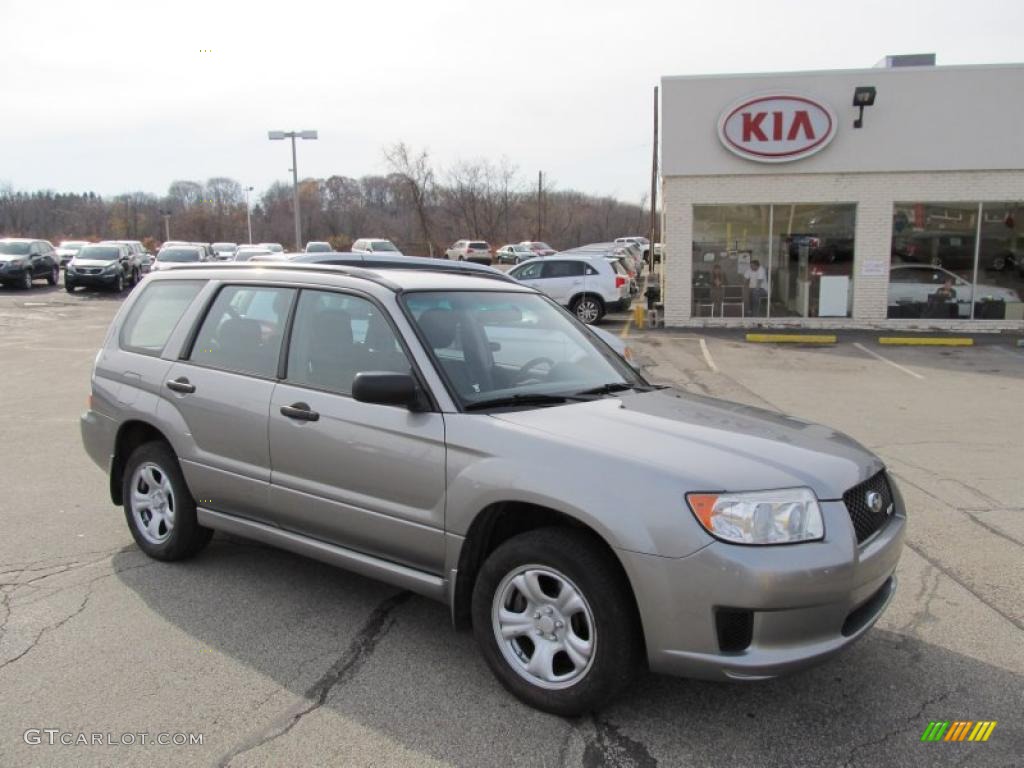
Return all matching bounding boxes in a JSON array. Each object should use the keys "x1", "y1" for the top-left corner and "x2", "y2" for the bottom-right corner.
[{"x1": 515, "y1": 356, "x2": 555, "y2": 383}]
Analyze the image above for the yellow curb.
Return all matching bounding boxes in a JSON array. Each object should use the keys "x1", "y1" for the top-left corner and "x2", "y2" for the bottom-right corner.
[
  {"x1": 878, "y1": 337, "x2": 974, "y2": 346},
  {"x1": 746, "y1": 333, "x2": 837, "y2": 344}
]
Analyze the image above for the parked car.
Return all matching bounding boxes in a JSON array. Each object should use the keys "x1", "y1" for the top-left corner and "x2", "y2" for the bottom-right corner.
[
  {"x1": 233, "y1": 246, "x2": 274, "y2": 262},
  {"x1": 211, "y1": 242, "x2": 238, "y2": 260},
  {"x1": 304, "y1": 241, "x2": 333, "y2": 253},
  {"x1": 614, "y1": 236, "x2": 650, "y2": 259},
  {"x1": 81, "y1": 262, "x2": 904, "y2": 716},
  {"x1": 99, "y1": 240, "x2": 147, "y2": 276},
  {"x1": 56, "y1": 240, "x2": 91, "y2": 267},
  {"x1": 0, "y1": 238, "x2": 60, "y2": 289},
  {"x1": 519, "y1": 241, "x2": 556, "y2": 257},
  {"x1": 495, "y1": 244, "x2": 536, "y2": 265},
  {"x1": 152, "y1": 245, "x2": 204, "y2": 271},
  {"x1": 565, "y1": 243, "x2": 644, "y2": 275},
  {"x1": 887, "y1": 264, "x2": 1020, "y2": 318},
  {"x1": 446, "y1": 240, "x2": 493, "y2": 264},
  {"x1": 188, "y1": 242, "x2": 216, "y2": 261},
  {"x1": 508, "y1": 255, "x2": 631, "y2": 323},
  {"x1": 352, "y1": 238, "x2": 403, "y2": 256},
  {"x1": 65, "y1": 243, "x2": 138, "y2": 292}
]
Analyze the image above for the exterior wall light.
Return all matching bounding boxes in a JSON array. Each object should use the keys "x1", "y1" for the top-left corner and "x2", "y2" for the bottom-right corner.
[{"x1": 852, "y1": 87, "x2": 877, "y2": 128}]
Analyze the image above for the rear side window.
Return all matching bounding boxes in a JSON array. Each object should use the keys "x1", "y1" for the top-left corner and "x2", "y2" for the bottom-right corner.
[
  {"x1": 541, "y1": 261, "x2": 585, "y2": 279},
  {"x1": 189, "y1": 285, "x2": 296, "y2": 377},
  {"x1": 119, "y1": 280, "x2": 204, "y2": 355}
]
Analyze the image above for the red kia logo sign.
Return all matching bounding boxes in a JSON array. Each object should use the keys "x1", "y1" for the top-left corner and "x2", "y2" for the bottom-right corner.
[{"x1": 718, "y1": 94, "x2": 837, "y2": 163}]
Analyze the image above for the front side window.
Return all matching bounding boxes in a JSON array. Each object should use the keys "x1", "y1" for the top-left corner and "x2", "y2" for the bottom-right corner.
[
  {"x1": 119, "y1": 280, "x2": 204, "y2": 355},
  {"x1": 285, "y1": 291, "x2": 411, "y2": 395},
  {"x1": 403, "y1": 291, "x2": 643, "y2": 408},
  {"x1": 510, "y1": 262, "x2": 543, "y2": 280},
  {"x1": 189, "y1": 285, "x2": 295, "y2": 377}
]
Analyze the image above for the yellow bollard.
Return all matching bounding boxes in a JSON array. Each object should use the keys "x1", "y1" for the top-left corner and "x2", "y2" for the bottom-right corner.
[{"x1": 633, "y1": 303, "x2": 646, "y2": 329}]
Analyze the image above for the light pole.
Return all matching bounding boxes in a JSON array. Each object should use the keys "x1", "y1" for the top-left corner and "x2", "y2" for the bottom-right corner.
[
  {"x1": 243, "y1": 186, "x2": 255, "y2": 244},
  {"x1": 268, "y1": 130, "x2": 318, "y2": 252},
  {"x1": 158, "y1": 209, "x2": 172, "y2": 242}
]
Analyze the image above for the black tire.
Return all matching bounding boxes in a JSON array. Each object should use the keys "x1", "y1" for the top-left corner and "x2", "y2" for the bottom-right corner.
[
  {"x1": 471, "y1": 527, "x2": 643, "y2": 717},
  {"x1": 131, "y1": 267, "x2": 140, "y2": 286},
  {"x1": 46, "y1": 265, "x2": 58, "y2": 286},
  {"x1": 112, "y1": 272, "x2": 125, "y2": 293},
  {"x1": 21, "y1": 270, "x2": 33, "y2": 290},
  {"x1": 122, "y1": 441, "x2": 213, "y2": 561},
  {"x1": 65, "y1": 281, "x2": 76, "y2": 293},
  {"x1": 571, "y1": 294, "x2": 604, "y2": 325}
]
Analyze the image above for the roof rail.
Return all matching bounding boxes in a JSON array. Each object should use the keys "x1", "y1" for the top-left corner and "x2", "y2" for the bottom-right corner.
[{"x1": 159, "y1": 261, "x2": 402, "y2": 291}]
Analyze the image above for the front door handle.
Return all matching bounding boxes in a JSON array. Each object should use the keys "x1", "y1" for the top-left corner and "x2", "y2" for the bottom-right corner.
[
  {"x1": 280, "y1": 402, "x2": 319, "y2": 422},
  {"x1": 166, "y1": 377, "x2": 195, "y2": 394}
]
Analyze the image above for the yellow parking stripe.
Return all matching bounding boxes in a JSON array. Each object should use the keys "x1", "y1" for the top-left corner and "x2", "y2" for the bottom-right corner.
[
  {"x1": 877, "y1": 337, "x2": 973, "y2": 346},
  {"x1": 745, "y1": 333, "x2": 836, "y2": 344}
]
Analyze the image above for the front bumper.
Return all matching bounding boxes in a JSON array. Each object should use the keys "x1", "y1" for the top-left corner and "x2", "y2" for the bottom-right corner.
[
  {"x1": 66, "y1": 270, "x2": 119, "y2": 287},
  {"x1": 0, "y1": 265, "x2": 31, "y2": 282},
  {"x1": 618, "y1": 497, "x2": 905, "y2": 681}
]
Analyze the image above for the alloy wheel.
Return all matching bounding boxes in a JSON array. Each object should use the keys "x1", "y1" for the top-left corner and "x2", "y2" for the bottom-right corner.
[
  {"x1": 130, "y1": 462, "x2": 176, "y2": 544},
  {"x1": 491, "y1": 565, "x2": 596, "y2": 690},
  {"x1": 575, "y1": 299, "x2": 600, "y2": 324}
]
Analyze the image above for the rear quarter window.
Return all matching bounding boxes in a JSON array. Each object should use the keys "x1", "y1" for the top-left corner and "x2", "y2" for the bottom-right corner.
[{"x1": 119, "y1": 280, "x2": 204, "y2": 355}]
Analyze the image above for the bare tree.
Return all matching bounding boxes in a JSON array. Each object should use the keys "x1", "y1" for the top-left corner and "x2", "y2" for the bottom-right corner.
[{"x1": 384, "y1": 142, "x2": 436, "y2": 256}]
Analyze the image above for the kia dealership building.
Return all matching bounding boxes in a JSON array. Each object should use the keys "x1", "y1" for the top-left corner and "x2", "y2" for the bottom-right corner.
[{"x1": 659, "y1": 60, "x2": 1024, "y2": 329}]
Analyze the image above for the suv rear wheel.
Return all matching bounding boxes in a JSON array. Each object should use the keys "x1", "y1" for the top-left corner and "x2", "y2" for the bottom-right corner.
[
  {"x1": 122, "y1": 441, "x2": 213, "y2": 561},
  {"x1": 571, "y1": 295, "x2": 604, "y2": 324},
  {"x1": 471, "y1": 528, "x2": 642, "y2": 716}
]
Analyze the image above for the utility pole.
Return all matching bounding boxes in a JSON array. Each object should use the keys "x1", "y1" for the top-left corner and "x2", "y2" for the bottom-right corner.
[
  {"x1": 536, "y1": 170, "x2": 543, "y2": 241},
  {"x1": 649, "y1": 85, "x2": 659, "y2": 274},
  {"x1": 244, "y1": 186, "x2": 255, "y2": 244},
  {"x1": 159, "y1": 209, "x2": 171, "y2": 242}
]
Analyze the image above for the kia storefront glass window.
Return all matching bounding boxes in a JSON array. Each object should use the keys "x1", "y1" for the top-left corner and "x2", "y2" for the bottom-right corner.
[
  {"x1": 889, "y1": 203, "x2": 978, "y2": 319},
  {"x1": 889, "y1": 203, "x2": 1023, "y2": 320},
  {"x1": 976, "y1": 203, "x2": 1024, "y2": 320},
  {"x1": 770, "y1": 204, "x2": 855, "y2": 318},
  {"x1": 691, "y1": 205, "x2": 770, "y2": 318}
]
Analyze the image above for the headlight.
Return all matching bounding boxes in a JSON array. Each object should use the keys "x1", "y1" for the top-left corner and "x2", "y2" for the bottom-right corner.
[
  {"x1": 102, "y1": 263, "x2": 118, "y2": 273},
  {"x1": 686, "y1": 487, "x2": 824, "y2": 545},
  {"x1": 10, "y1": 259, "x2": 25, "y2": 267}
]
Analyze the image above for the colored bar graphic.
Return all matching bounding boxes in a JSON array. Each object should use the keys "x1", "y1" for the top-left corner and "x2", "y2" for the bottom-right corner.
[{"x1": 921, "y1": 720, "x2": 997, "y2": 743}]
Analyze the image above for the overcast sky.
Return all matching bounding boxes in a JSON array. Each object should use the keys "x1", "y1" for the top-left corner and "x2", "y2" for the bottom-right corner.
[{"x1": 4, "y1": 0, "x2": 1022, "y2": 202}]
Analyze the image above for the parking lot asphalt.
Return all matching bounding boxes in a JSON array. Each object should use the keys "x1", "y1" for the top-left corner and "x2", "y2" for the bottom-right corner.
[{"x1": 1, "y1": 281, "x2": 1022, "y2": 768}]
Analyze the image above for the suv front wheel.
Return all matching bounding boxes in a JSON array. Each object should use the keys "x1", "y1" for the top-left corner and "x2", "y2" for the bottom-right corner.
[
  {"x1": 471, "y1": 528, "x2": 642, "y2": 716},
  {"x1": 122, "y1": 441, "x2": 213, "y2": 561}
]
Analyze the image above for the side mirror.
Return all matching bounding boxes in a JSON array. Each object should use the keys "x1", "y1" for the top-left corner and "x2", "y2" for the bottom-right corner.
[{"x1": 352, "y1": 372, "x2": 424, "y2": 410}]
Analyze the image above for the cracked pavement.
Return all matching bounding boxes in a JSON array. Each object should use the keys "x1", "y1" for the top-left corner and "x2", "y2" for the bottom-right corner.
[{"x1": 1, "y1": 285, "x2": 1022, "y2": 767}]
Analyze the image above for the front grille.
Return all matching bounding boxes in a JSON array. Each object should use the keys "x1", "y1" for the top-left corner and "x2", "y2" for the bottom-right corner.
[
  {"x1": 843, "y1": 471, "x2": 894, "y2": 544},
  {"x1": 715, "y1": 608, "x2": 753, "y2": 653}
]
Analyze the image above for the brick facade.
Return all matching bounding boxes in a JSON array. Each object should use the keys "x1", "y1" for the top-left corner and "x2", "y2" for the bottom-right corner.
[{"x1": 660, "y1": 170, "x2": 1024, "y2": 330}]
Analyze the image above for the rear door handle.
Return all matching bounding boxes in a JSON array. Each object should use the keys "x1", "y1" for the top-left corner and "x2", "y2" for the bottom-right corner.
[
  {"x1": 166, "y1": 377, "x2": 195, "y2": 394},
  {"x1": 280, "y1": 402, "x2": 319, "y2": 422}
]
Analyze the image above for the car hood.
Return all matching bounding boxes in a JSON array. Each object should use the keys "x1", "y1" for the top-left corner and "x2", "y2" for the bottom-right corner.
[
  {"x1": 492, "y1": 389, "x2": 882, "y2": 500},
  {"x1": 70, "y1": 259, "x2": 117, "y2": 267}
]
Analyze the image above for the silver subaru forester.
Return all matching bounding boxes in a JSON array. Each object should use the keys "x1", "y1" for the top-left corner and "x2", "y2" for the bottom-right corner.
[{"x1": 80, "y1": 262, "x2": 904, "y2": 715}]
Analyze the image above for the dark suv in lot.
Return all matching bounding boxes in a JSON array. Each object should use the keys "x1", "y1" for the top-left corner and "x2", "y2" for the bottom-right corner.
[
  {"x1": 0, "y1": 238, "x2": 60, "y2": 289},
  {"x1": 66, "y1": 243, "x2": 140, "y2": 293}
]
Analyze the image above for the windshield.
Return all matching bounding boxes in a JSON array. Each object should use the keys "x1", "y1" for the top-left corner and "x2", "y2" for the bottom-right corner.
[
  {"x1": 306, "y1": 242, "x2": 332, "y2": 252},
  {"x1": 76, "y1": 246, "x2": 121, "y2": 260},
  {"x1": 371, "y1": 241, "x2": 399, "y2": 252},
  {"x1": 157, "y1": 248, "x2": 201, "y2": 262},
  {"x1": 403, "y1": 291, "x2": 644, "y2": 409},
  {"x1": 212, "y1": 243, "x2": 236, "y2": 252},
  {"x1": 469, "y1": 242, "x2": 489, "y2": 250},
  {"x1": 259, "y1": 243, "x2": 283, "y2": 252},
  {"x1": 234, "y1": 249, "x2": 271, "y2": 261},
  {"x1": 59, "y1": 241, "x2": 88, "y2": 250},
  {"x1": 0, "y1": 241, "x2": 32, "y2": 255}
]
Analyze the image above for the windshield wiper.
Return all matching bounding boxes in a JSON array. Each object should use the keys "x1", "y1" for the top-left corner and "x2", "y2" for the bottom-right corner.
[
  {"x1": 574, "y1": 382, "x2": 660, "y2": 396},
  {"x1": 464, "y1": 393, "x2": 592, "y2": 411}
]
